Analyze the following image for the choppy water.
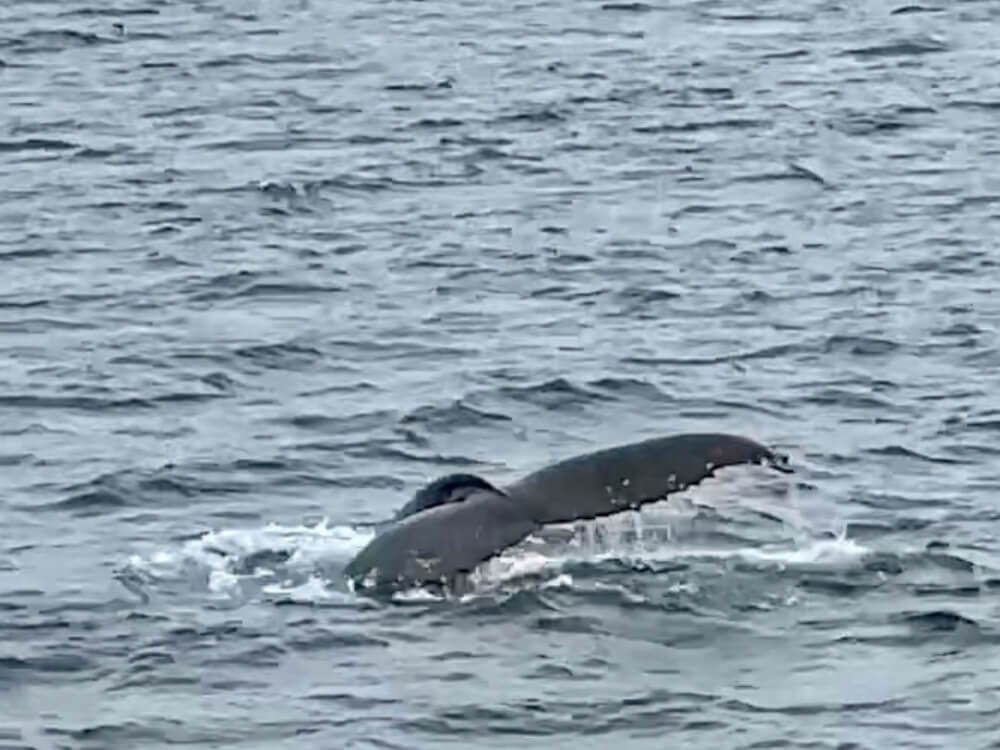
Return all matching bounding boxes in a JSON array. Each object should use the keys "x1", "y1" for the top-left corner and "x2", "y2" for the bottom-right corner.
[{"x1": 3, "y1": 0, "x2": 1000, "y2": 747}]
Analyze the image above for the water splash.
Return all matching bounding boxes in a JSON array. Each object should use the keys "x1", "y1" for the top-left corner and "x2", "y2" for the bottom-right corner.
[
  {"x1": 120, "y1": 479, "x2": 867, "y2": 606},
  {"x1": 121, "y1": 518, "x2": 374, "y2": 604}
]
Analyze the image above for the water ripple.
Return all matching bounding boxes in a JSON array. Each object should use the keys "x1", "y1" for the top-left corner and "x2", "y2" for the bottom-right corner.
[{"x1": 1, "y1": 0, "x2": 999, "y2": 747}]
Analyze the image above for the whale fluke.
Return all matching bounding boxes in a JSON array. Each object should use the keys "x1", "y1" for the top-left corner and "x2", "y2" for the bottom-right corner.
[
  {"x1": 505, "y1": 432, "x2": 790, "y2": 525},
  {"x1": 394, "y1": 473, "x2": 506, "y2": 520},
  {"x1": 344, "y1": 432, "x2": 792, "y2": 593}
]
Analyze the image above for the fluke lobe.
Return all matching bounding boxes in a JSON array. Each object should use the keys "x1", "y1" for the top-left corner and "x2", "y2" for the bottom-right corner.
[{"x1": 344, "y1": 432, "x2": 792, "y2": 593}]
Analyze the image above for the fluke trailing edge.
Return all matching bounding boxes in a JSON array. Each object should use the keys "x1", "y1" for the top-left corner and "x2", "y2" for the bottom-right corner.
[{"x1": 344, "y1": 432, "x2": 793, "y2": 593}]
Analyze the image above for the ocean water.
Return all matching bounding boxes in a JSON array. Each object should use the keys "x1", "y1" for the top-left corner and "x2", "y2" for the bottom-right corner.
[{"x1": 2, "y1": 1, "x2": 1000, "y2": 748}]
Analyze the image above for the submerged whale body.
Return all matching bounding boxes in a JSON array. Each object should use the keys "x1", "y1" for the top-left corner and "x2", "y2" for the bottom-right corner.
[{"x1": 344, "y1": 432, "x2": 792, "y2": 593}]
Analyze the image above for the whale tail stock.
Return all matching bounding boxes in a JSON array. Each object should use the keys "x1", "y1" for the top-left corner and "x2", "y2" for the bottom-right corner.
[{"x1": 344, "y1": 432, "x2": 792, "y2": 593}]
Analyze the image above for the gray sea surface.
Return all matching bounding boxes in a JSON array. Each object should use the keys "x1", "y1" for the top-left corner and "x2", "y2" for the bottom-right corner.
[{"x1": 2, "y1": 0, "x2": 1000, "y2": 748}]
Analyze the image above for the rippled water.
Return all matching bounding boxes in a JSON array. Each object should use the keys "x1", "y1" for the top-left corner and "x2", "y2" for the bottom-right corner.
[{"x1": 3, "y1": 0, "x2": 1000, "y2": 747}]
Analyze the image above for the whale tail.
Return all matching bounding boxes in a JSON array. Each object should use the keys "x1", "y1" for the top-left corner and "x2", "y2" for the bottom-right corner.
[
  {"x1": 345, "y1": 432, "x2": 792, "y2": 594},
  {"x1": 506, "y1": 432, "x2": 791, "y2": 526},
  {"x1": 394, "y1": 473, "x2": 506, "y2": 520}
]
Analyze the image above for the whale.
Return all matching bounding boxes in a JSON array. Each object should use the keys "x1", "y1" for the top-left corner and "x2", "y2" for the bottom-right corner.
[{"x1": 344, "y1": 432, "x2": 793, "y2": 593}]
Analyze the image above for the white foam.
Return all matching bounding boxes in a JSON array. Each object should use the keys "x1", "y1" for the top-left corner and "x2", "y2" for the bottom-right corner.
[
  {"x1": 392, "y1": 586, "x2": 449, "y2": 604},
  {"x1": 207, "y1": 568, "x2": 242, "y2": 596},
  {"x1": 542, "y1": 573, "x2": 574, "y2": 590},
  {"x1": 472, "y1": 549, "x2": 559, "y2": 584},
  {"x1": 734, "y1": 534, "x2": 869, "y2": 568},
  {"x1": 197, "y1": 518, "x2": 373, "y2": 561},
  {"x1": 123, "y1": 518, "x2": 375, "y2": 602},
  {"x1": 261, "y1": 574, "x2": 353, "y2": 604},
  {"x1": 463, "y1": 521, "x2": 870, "y2": 594},
  {"x1": 602, "y1": 527, "x2": 869, "y2": 573}
]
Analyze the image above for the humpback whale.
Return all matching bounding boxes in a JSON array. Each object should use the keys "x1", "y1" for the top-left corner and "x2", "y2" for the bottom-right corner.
[{"x1": 344, "y1": 432, "x2": 792, "y2": 593}]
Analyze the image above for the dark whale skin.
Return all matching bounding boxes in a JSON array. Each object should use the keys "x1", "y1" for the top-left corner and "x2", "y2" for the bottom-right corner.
[{"x1": 344, "y1": 432, "x2": 791, "y2": 593}]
